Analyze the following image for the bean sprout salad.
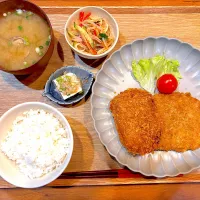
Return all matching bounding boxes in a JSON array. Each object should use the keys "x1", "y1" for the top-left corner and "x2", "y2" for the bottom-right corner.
[{"x1": 67, "y1": 11, "x2": 114, "y2": 55}]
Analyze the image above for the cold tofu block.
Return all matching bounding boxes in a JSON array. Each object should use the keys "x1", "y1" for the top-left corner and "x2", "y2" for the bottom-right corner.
[{"x1": 53, "y1": 72, "x2": 83, "y2": 100}]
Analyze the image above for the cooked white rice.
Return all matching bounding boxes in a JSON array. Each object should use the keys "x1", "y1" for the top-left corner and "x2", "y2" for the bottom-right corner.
[{"x1": 1, "y1": 109, "x2": 70, "y2": 179}]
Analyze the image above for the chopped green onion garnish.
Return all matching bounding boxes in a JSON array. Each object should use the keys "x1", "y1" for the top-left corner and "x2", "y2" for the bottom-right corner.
[
  {"x1": 48, "y1": 35, "x2": 51, "y2": 40},
  {"x1": 45, "y1": 41, "x2": 50, "y2": 46},
  {"x1": 39, "y1": 46, "x2": 43, "y2": 49},
  {"x1": 32, "y1": 61, "x2": 36, "y2": 64},
  {"x1": 56, "y1": 77, "x2": 63, "y2": 84},
  {"x1": 7, "y1": 12, "x2": 11, "y2": 15},
  {"x1": 23, "y1": 37, "x2": 30, "y2": 46},
  {"x1": 23, "y1": 61, "x2": 28, "y2": 66},
  {"x1": 25, "y1": 11, "x2": 33, "y2": 19},
  {"x1": 27, "y1": 11, "x2": 33, "y2": 16},
  {"x1": 18, "y1": 25, "x2": 23, "y2": 31},
  {"x1": 25, "y1": 41, "x2": 29, "y2": 46},
  {"x1": 60, "y1": 87, "x2": 66, "y2": 91},
  {"x1": 8, "y1": 41, "x2": 12, "y2": 46},
  {"x1": 39, "y1": 52, "x2": 43, "y2": 56}
]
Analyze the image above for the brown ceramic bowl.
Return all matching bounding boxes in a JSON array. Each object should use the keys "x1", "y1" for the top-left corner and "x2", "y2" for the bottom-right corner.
[{"x1": 0, "y1": 0, "x2": 54, "y2": 75}]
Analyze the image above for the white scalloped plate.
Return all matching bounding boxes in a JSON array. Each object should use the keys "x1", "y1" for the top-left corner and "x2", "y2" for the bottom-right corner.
[{"x1": 91, "y1": 37, "x2": 200, "y2": 177}]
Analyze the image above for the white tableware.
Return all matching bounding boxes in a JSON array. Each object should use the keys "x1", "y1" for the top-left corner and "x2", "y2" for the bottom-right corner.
[
  {"x1": 0, "y1": 102, "x2": 73, "y2": 188},
  {"x1": 64, "y1": 6, "x2": 119, "y2": 59},
  {"x1": 91, "y1": 37, "x2": 200, "y2": 177}
]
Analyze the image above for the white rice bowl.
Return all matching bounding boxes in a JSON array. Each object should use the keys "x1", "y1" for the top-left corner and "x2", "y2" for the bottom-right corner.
[{"x1": 0, "y1": 102, "x2": 73, "y2": 188}]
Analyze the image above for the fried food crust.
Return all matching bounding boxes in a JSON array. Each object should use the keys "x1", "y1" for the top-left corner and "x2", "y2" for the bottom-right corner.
[
  {"x1": 110, "y1": 88, "x2": 162, "y2": 155},
  {"x1": 154, "y1": 92, "x2": 200, "y2": 152}
]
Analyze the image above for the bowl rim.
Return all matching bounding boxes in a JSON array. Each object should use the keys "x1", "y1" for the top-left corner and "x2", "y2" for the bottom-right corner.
[
  {"x1": 0, "y1": 102, "x2": 74, "y2": 188},
  {"x1": 0, "y1": 0, "x2": 54, "y2": 72},
  {"x1": 64, "y1": 6, "x2": 119, "y2": 58}
]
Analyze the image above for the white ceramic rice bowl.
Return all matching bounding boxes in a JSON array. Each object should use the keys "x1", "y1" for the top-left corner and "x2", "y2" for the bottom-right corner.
[{"x1": 0, "y1": 102, "x2": 73, "y2": 188}]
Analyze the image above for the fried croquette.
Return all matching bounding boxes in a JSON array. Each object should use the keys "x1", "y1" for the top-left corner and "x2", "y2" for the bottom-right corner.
[
  {"x1": 110, "y1": 88, "x2": 162, "y2": 155},
  {"x1": 110, "y1": 89, "x2": 200, "y2": 155},
  {"x1": 154, "y1": 92, "x2": 200, "y2": 152}
]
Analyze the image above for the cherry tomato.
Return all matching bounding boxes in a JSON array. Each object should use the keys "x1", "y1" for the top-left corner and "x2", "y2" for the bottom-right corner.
[{"x1": 157, "y1": 74, "x2": 178, "y2": 94}]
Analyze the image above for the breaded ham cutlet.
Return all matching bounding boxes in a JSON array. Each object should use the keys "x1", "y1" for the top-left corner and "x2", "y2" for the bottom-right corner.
[
  {"x1": 110, "y1": 88, "x2": 162, "y2": 155},
  {"x1": 154, "y1": 92, "x2": 200, "y2": 152}
]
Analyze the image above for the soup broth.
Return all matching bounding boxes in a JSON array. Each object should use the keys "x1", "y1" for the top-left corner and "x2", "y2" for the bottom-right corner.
[{"x1": 0, "y1": 9, "x2": 51, "y2": 71}]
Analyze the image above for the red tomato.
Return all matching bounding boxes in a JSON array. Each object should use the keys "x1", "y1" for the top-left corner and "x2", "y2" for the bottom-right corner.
[{"x1": 157, "y1": 74, "x2": 178, "y2": 94}]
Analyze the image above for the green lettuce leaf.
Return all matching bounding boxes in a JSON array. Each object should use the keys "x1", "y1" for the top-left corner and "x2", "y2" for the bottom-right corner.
[{"x1": 132, "y1": 55, "x2": 181, "y2": 94}]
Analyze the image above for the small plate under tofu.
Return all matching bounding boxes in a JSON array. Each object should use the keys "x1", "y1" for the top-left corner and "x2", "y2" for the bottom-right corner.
[{"x1": 43, "y1": 66, "x2": 94, "y2": 105}]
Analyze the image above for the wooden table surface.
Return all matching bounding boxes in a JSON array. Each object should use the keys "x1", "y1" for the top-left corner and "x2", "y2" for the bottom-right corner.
[
  {"x1": 1, "y1": 1, "x2": 200, "y2": 199},
  {"x1": 31, "y1": 0, "x2": 200, "y2": 6}
]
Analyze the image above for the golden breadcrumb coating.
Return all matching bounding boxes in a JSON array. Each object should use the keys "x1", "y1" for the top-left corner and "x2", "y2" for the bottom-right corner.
[
  {"x1": 154, "y1": 92, "x2": 200, "y2": 152},
  {"x1": 110, "y1": 88, "x2": 200, "y2": 155},
  {"x1": 110, "y1": 88, "x2": 162, "y2": 155}
]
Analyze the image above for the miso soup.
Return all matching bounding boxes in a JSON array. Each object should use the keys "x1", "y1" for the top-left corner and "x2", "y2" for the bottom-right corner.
[{"x1": 0, "y1": 9, "x2": 51, "y2": 71}]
